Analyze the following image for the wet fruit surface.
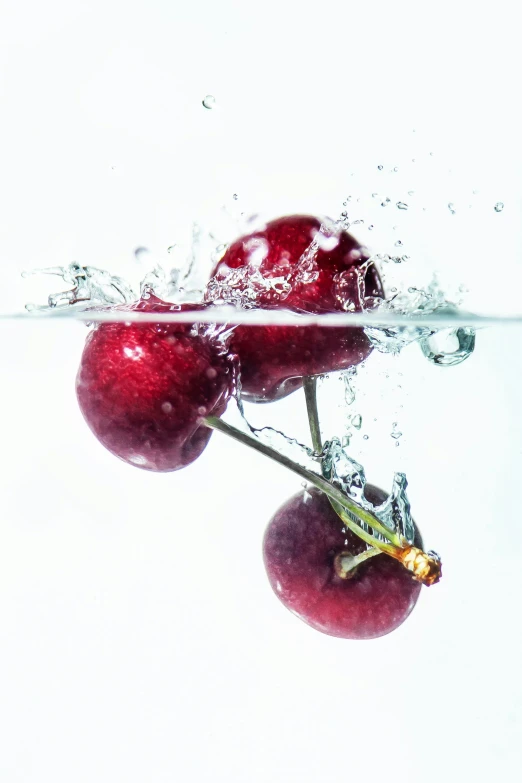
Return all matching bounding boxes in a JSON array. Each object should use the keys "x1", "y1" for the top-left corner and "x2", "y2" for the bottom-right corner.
[
  {"x1": 263, "y1": 485, "x2": 422, "y2": 639},
  {"x1": 206, "y1": 215, "x2": 383, "y2": 401},
  {"x1": 76, "y1": 296, "x2": 233, "y2": 471}
]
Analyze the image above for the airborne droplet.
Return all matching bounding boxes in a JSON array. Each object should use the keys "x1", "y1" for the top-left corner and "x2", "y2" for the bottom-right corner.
[
  {"x1": 494, "y1": 202, "x2": 504, "y2": 212},
  {"x1": 134, "y1": 247, "x2": 150, "y2": 264},
  {"x1": 202, "y1": 95, "x2": 216, "y2": 109}
]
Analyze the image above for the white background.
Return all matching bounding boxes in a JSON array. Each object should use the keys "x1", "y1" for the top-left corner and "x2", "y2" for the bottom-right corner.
[{"x1": 1, "y1": 1, "x2": 521, "y2": 781}]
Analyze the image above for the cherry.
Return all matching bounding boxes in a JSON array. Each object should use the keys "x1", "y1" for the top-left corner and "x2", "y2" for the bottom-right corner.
[
  {"x1": 76, "y1": 295, "x2": 234, "y2": 471},
  {"x1": 263, "y1": 485, "x2": 422, "y2": 639},
  {"x1": 205, "y1": 215, "x2": 383, "y2": 402}
]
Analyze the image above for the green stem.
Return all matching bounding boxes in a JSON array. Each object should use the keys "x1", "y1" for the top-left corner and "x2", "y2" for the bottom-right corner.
[
  {"x1": 350, "y1": 546, "x2": 383, "y2": 566},
  {"x1": 302, "y1": 376, "x2": 402, "y2": 551},
  {"x1": 303, "y1": 376, "x2": 322, "y2": 453},
  {"x1": 329, "y1": 500, "x2": 398, "y2": 556},
  {"x1": 204, "y1": 414, "x2": 402, "y2": 549}
]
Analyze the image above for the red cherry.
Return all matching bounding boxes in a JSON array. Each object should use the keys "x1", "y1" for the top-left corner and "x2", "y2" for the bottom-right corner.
[
  {"x1": 76, "y1": 295, "x2": 233, "y2": 471},
  {"x1": 263, "y1": 486, "x2": 421, "y2": 639},
  {"x1": 206, "y1": 215, "x2": 383, "y2": 402}
]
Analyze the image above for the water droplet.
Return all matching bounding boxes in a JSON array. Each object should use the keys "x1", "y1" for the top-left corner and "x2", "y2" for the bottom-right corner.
[
  {"x1": 363, "y1": 434, "x2": 369, "y2": 440},
  {"x1": 351, "y1": 414, "x2": 362, "y2": 429},
  {"x1": 420, "y1": 327, "x2": 475, "y2": 367},
  {"x1": 135, "y1": 246, "x2": 150, "y2": 263},
  {"x1": 395, "y1": 240, "x2": 403, "y2": 246},
  {"x1": 391, "y1": 427, "x2": 402, "y2": 440},
  {"x1": 412, "y1": 158, "x2": 416, "y2": 163},
  {"x1": 372, "y1": 193, "x2": 378, "y2": 198},
  {"x1": 368, "y1": 224, "x2": 374, "y2": 231},
  {"x1": 202, "y1": 95, "x2": 216, "y2": 109},
  {"x1": 378, "y1": 165, "x2": 384, "y2": 170},
  {"x1": 343, "y1": 369, "x2": 356, "y2": 405},
  {"x1": 429, "y1": 152, "x2": 434, "y2": 156},
  {"x1": 232, "y1": 193, "x2": 238, "y2": 200},
  {"x1": 408, "y1": 190, "x2": 415, "y2": 196},
  {"x1": 167, "y1": 245, "x2": 176, "y2": 254},
  {"x1": 393, "y1": 167, "x2": 398, "y2": 172},
  {"x1": 494, "y1": 201, "x2": 504, "y2": 212},
  {"x1": 448, "y1": 203, "x2": 456, "y2": 215},
  {"x1": 396, "y1": 202, "x2": 409, "y2": 210}
]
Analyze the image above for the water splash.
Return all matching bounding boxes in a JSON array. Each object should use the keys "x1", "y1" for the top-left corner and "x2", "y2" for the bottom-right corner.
[
  {"x1": 23, "y1": 263, "x2": 136, "y2": 311},
  {"x1": 343, "y1": 367, "x2": 357, "y2": 405},
  {"x1": 364, "y1": 281, "x2": 476, "y2": 364},
  {"x1": 321, "y1": 437, "x2": 415, "y2": 544}
]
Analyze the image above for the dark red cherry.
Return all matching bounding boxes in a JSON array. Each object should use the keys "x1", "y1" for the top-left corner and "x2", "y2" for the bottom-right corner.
[
  {"x1": 76, "y1": 295, "x2": 233, "y2": 471},
  {"x1": 206, "y1": 215, "x2": 383, "y2": 402},
  {"x1": 263, "y1": 486, "x2": 421, "y2": 639}
]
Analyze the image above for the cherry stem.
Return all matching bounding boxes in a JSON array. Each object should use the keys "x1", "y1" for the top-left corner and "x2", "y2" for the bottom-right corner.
[
  {"x1": 303, "y1": 377, "x2": 322, "y2": 454},
  {"x1": 301, "y1": 377, "x2": 442, "y2": 586},
  {"x1": 334, "y1": 547, "x2": 382, "y2": 579},
  {"x1": 204, "y1": 414, "x2": 400, "y2": 551},
  {"x1": 302, "y1": 375, "x2": 401, "y2": 554}
]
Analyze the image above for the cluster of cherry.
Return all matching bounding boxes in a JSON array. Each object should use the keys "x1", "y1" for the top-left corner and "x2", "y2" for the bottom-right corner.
[{"x1": 76, "y1": 215, "x2": 440, "y2": 640}]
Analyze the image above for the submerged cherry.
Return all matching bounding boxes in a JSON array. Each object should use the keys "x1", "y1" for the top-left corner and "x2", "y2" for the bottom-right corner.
[
  {"x1": 205, "y1": 215, "x2": 383, "y2": 402},
  {"x1": 263, "y1": 485, "x2": 422, "y2": 639},
  {"x1": 76, "y1": 295, "x2": 234, "y2": 471}
]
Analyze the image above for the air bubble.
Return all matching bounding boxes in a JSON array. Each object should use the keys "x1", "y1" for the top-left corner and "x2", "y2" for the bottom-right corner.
[
  {"x1": 202, "y1": 95, "x2": 216, "y2": 109},
  {"x1": 420, "y1": 327, "x2": 475, "y2": 367},
  {"x1": 494, "y1": 202, "x2": 504, "y2": 212}
]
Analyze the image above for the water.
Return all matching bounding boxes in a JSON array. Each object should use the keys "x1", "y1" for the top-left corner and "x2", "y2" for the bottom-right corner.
[
  {"x1": 2, "y1": 5, "x2": 522, "y2": 778},
  {"x1": 3, "y1": 252, "x2": 522, "y2": 783}
]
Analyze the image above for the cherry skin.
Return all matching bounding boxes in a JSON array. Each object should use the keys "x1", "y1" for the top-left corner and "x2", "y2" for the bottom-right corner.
[
  {"x1": 205, "y1": 215, "x2": 383, "y2": 402},
  {"x1": 263, "y1": 485, "x2": 422, "y2": 639},
  {"x1": 76, "y1": 295, "x2": 234, "y2": 471}
]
